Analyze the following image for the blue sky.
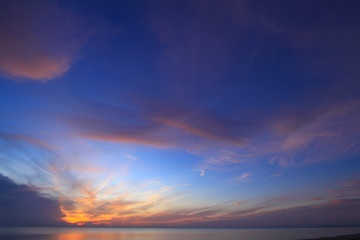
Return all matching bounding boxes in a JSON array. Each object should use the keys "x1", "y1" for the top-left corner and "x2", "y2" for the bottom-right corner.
[{"x1": 0, "y1": 0, "x2": 360, "y2": 227}]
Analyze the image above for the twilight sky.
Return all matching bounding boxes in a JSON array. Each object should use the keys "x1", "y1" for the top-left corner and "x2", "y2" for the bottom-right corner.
[{"x1": 0, "y1": 0, "x2": 360, "y2": 227}]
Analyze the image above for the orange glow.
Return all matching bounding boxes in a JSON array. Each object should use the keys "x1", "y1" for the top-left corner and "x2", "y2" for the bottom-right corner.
[
  {"x1": 58, "y1": 187, "x2": 219, "y2": 226},
  {"x1": 57, "y1": 233, "x2": 88, "y2": 240},
  {"x1": 56, "y1": 177, "x2": 177, "y2": 225}
]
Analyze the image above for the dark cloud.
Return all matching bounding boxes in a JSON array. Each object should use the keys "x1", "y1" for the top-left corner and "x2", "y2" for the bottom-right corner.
[
  {"x1": 188, "y1": 199, "x2": 360, "y2": 228},
  {"x1": 0, "y1": 174, "x2": 64, "y2": 226}
]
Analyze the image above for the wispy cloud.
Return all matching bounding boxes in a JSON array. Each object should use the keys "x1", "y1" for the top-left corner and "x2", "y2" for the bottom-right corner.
[
  {"x1": 234, "y1": 201, "x2": 248, "y2": 206},
  {"x1": 311, "y1": 198, "x2": 322, "y2": 201},
  {"x1": 230, "y1": 173, "x2": 251, "y2": 183},
  {"x1": 2, "y1": 130, "x2": 360, "y2": 227},
  {"x1": 344, "y1": 179, "x2": 360, "y2": 187},
  {"x1": 198, "y1": 199, "x2": 360, "y2": 228},
  {"x1": 58, "y1": 96, "x2": 360, "y2": 174},
  {"x1": 269, "y1": 100, "x2": 360, "y2": 166},
  {"x1": 60, "y1": 100, "x2": 249, "y2": 150},
  {"x1": 0, "y1": 131, "x2": 181, "y2": 225}
]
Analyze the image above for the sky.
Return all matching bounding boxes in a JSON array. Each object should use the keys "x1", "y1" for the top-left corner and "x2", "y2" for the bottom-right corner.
[{"x1": 0, "y1": 0, "x2": 360, "y2": 228}]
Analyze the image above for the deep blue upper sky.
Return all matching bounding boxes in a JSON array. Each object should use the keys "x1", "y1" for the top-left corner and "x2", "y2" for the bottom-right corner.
[{"x1": 0, "y1": 0, "x2": 359, "y2": 227}]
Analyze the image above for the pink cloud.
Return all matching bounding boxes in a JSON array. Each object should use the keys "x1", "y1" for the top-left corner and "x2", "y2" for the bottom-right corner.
[
  {"x1": 155, "y1": 117, "x2": 242, "y2": 145},
  {"x1": 311, "y1": 197, "x2": 322, "y2": 201},
  {"x1": 234, "y1": 201, "x2": 248, "y2": 206},
  {"x1": 344, "y1": 179, "x2": 360, "y2": 187},
  {"x1": 327, "y1": 187, "x2": 360, "y2": 194},
  {"x1": 231, "y1": 173, "x2": 251, "y2": 183},
  {"x1": 0, "y1": 1, "x2": 89, "y2": 82},
  {"x1": 267, "y1": 100, "x2": 360, "y2": 166},
  {"x1": 81, "y1": 133, "x2": 170, "y2": 148}
]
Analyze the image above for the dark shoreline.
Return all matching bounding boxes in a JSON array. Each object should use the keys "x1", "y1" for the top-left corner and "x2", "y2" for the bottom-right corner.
[{"x1": 302, "y1": 233, "x2": 360, "y2": 240}]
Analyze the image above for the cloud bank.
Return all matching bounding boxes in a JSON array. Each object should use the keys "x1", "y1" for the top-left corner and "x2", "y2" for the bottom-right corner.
[{"x1": 0, "y1": 174, "x2": 64, "y2": 226}]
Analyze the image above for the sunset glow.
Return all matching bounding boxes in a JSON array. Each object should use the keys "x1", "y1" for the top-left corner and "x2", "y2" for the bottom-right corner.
[{"x1": 0, "y1": 0, "x2": 359, "y2": 228}]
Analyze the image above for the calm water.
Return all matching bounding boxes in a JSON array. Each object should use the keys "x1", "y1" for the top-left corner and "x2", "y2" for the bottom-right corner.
[{"x1": 0, "y1": 227, "x2": 360, "y2": 240}]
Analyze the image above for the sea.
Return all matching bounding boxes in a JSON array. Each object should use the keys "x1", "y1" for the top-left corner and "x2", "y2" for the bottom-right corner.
[{"x1": 0, "y1": 227, "x2": 360, "y2": 240}]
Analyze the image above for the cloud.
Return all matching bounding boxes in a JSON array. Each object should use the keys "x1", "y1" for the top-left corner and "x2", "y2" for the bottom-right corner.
[
  {"x1": 59, "y1": 96, "x2": 360, "y2": 173},
  {"x1": 0, "y1": 174, "x2": 64, "y2": 226},
  {"x1": 326, "y1": 181, "x2": 360, "y2": 200},
  {"x1": 344, "y1": 179, "x2": 360, "y2": 187},
  {"x1": 0, "y1": 0, "x2": 89, "y2": 82},
  {"x1": 268, "y1": 100, "x2": 360, "y2": 166},
  {"x1": 154, "y1": 116, "x2": 245, "y2": 146},
  {"x1": 145, "y1": 0, "x2": 360, "y2": 169},
  {"x1": 232, "y1": 173, "x2": 250, "y2": 182},
  {"x1": 44, "y1": 157, "x2": 185, "y2": 226},
  {"x1": 1, "y1": 130, "x2": 194, "y2": 226},
  {"x1": 311, "y1": 198, "x2": 322, "y2": 201},
  {"x1": 188, "y1": 199, "x2": 360, "y2": 228},
  {"x1": 327, "y1": 188, "x2": 360, "y2": 194},
  {"x1": 59, "y1": 99, "x2": 251, "y2": 150},
  {"x1": 62, "y1": 114, "x2": 171, "y2": 148},
  {"x1": 234, "y1": 201, "x2": 248, "y2": 206},
  {"x1": 1, "y1": 129, "x2": 360, "y2": 227}
]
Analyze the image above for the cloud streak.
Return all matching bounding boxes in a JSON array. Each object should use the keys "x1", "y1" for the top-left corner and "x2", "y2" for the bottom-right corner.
[
  {"x1": 60, "y1": 97, "x2": 360, "y2": 173},
  {"x1": 1, "y1": 130, "x2": 360, "y2": 227},
  {"x1": 190, "y1": 199, "x2": 360, "y2": 228}
]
